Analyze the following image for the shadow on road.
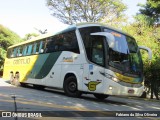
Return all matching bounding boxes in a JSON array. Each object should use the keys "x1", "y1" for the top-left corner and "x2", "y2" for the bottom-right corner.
[{"x1": 19, "y1": 83, "x2": 127, "y2": 106}]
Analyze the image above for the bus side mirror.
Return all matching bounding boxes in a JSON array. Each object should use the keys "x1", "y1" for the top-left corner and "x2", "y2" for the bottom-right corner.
[
  {"x1": 90, "y1": 32, "x2": 115, "y2": 49},
  {"x1": 139, "y1": 46, "x2": 152, "y2": 60}
]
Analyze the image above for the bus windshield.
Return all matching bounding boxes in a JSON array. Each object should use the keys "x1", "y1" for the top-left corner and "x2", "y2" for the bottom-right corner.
[{"x1": 104, "y1": 28, "x2": 143, "y2": 75}]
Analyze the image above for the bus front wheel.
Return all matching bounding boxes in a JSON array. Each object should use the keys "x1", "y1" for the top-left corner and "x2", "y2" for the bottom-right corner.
[
  {"x1": 64, "y1": 76, "x2": 82, "y2": 97},
  {"x1": 94, "y1": 93, "x2": 109, "y2": 100}
]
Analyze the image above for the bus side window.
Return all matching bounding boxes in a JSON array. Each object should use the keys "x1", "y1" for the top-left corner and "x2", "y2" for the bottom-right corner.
[
  {"x1": 32, "y1": 43, "x2": 37, "y2": 54},
  {"x1": 36, "y1": 42, "x2": 40, "y2": 54},
  {"x1": 62, "y1": 31, "x2": 80, "y2": 53},
  {"x1": 39, "y1": 40, "x2": 45, "y2": 53},
  {"x1": 7, "y1": 49, "x2": 13, "y2": 58},
  {"x1": 22, "y1": 46, "x2": 28, "y2": 56},
  {"x1": 54, "y1": 35, "x2": 63, "y2": 51},
  {"x1": 46, "y1": 37, "x2": 56, "y2": 53},
  {"x1": 26, "y1": 44, "x2": 33, "y2": 55},
  {"x1": 17, "y1": 46, "x2": 23, "y2": 56},
  {"x1": 13, "y1": 47, "x2": 18, "y2": 57},
  {"x1": 46, "y1": 31, "x2": 80, "y2": 53}
]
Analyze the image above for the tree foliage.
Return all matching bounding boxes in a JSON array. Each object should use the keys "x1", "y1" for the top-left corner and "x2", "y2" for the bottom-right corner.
[
  {"x1": 0, "y1": 25, "x2": 22, "y2": 46},
  {"x1": 121, "y1": 14, "x2": 160, "y2": 84},
  {"x1": 23, "y1": 33, "x2": 39, "y2": 41},
  {"x1": 137, "y1": 0, "x2": 160, "y2": 87},
  {"x1": 101, "y1": 15, "x2": 128, "y2": 28},
  {"x1": 138, "y1": 0, "x2": 160, "y2": 24},
  {"x1": 0, "y1": 24, "x2": 22, "y2": 71},
  {"x1": 46, "y1": 0, "x2": 127, "y2": 24}
]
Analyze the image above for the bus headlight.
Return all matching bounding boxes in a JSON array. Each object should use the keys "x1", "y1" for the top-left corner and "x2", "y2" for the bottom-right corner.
[
  {"x1": 109, "y1": 86, "x2": 113, "y2": 90},
  {"x1": 112, "y1": 77, "x2": 119, "y2": 82}
]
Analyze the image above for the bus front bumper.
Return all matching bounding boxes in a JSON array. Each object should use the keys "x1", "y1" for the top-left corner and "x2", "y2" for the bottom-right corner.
[{"x1": 104, "y1": 81, "x2": 144, "y2": 97}]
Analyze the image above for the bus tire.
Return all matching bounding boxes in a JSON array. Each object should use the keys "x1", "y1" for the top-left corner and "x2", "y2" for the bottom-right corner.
[
  {"x1": 94, "y1": 93, "x2": 109, "y2": 100},
  {"x1": 63, "y1": 76, "x2": 82, "y2": 97}
]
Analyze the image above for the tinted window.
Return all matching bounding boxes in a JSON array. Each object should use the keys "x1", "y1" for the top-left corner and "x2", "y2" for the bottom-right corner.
[
  {"x1": 46, "y1": 30, "x2": 79, "y2": 53},
  {"x1": 91, "y1": 37, "x2": 105, "y2": 66},
  {"x1": 31, "y1": 40, "x2": 46, "y2": 54},
  {"x1": 79, "y1": 27, "x2": 105, "y2": 66},
  {"x1": 27, "y1": 44, "x2": 33, "y2": 55},
  {"x1": 7, "y1": 40, "x2": 46, "y2": 58},
  {"x1": 13, "y1": 47, "x2": 18, "y2": 57},
  {"x1": 7, "y1": 49, "x2": 13, "y2": 58},
  {"x1": 39, "y1": 40, "x2": 45, "y2": 53},
  {"x1": 45, "y1": 37, "x2": 56, "y2": 53},
  {"x1": 32, "y1": 43, "x2": 37, "y2": 54},
  {"x1": 22, "y1": 46, "x2": 28, "y2": 56},
  {"x1": 7, "y1": 46, "x2": 24, "y2": 58},
  {"x1": 17, "y1": 46, "x2": 23, "y2": 56},
  {"x1": 36, "y1": 42, "x2": 40, "y2": 54},
  {"x1": 62, "y1": 31, "x2": 80, "y2": 53}
]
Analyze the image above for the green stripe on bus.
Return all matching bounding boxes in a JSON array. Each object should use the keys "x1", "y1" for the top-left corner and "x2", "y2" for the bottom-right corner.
[{"x1": 28, "y1": 51, "x2": 62, "y2": 79}]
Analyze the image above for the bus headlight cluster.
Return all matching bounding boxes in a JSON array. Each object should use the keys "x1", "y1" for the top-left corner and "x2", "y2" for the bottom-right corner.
[
  {"x1": 99, "y1": 71, "x2": 119, "y2": 82},
  {"x1": 105, "y1": 73, "x2": 119, "y2": 82}
]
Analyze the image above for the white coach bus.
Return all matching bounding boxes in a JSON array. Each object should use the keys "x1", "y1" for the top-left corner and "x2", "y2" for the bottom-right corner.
[{"x1": 3, "y1": 23, "x2": 152, "y2": 99}]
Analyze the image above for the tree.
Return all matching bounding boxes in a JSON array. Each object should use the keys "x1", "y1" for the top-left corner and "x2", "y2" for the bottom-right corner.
[
  {"x1": 138, "y1": 0, "x2": 160, "y2": 24},
  {"x1": 122, "y1": 15, "x2": 159, "y2": 63},
  {"x1": 23, "y1": 33, "x2": 39, "y2": 40},
  {"x1": 0, "y1": 48, "x2": 5, "y2": 72},
  {"x1": 122, "y1": 15, "x2": 160, "y2": 95},
  {"x1": 0, "y1": 24, "x2": 22, "y2": 72},
  {"x1": 100, "y1": 14, "x2": 128, "y2": 28},
  {"x1": 46, "y1": 0, "x2": 127, "y2": 24},
  {"x1": 0, "y1": 25, "x2": 22, "y2": 45}
]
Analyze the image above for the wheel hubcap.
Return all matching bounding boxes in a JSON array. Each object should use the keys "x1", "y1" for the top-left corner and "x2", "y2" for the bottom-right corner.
[{"x1": 68, "y1": 82, "x2": 76, "y2": 92}]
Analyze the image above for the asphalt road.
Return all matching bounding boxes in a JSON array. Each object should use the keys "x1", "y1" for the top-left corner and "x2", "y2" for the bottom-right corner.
[{"x1": 0, "y1": 78, "x2": 159, "y2": 120}]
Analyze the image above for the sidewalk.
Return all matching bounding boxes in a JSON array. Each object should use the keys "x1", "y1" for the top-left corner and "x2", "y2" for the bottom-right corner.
[{"x1": 0, "y1": 78, "x2": 13, "y2": 87}]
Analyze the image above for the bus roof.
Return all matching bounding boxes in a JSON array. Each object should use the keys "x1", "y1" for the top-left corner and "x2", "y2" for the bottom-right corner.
[
  {"x1": 75, "y1": 22, "x2": 133, "y2": 38},
  {"x1": 9, "y1": 22, "x2": 133, "y2": 49},
  {"x1": 8, "y1": 26, "x2": 76, "y2": 49},
  {"x1": 8, "y1": 33, "x2": 53, "y2": 49}
]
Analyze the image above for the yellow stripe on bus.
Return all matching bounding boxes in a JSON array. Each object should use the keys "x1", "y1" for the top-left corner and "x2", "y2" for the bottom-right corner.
[{"x1": 3, "y1": 55, "x2": 38, "y2": 82}]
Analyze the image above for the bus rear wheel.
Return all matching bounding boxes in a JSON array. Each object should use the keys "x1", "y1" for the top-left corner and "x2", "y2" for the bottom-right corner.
[
  {"x1": 94, "y1": 94, "x2": 109, "y2": 100},
  {"x1": 64, "y1": 76, "x2": 82, "y2": 97}
]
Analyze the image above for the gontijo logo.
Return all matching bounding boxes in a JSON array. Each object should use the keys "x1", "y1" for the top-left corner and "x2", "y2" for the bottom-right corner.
[
  {"x1": 13, "y1": 58, "x2": 30, "y2": 65},
  {"x1": 85, "y1": 81, "x2": 101, "y2": 91}
]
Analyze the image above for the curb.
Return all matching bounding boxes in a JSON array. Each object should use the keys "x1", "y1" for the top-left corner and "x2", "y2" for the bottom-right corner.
[{"x1": 0, "y1": 78, "x2": 13, "y2": 87}]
